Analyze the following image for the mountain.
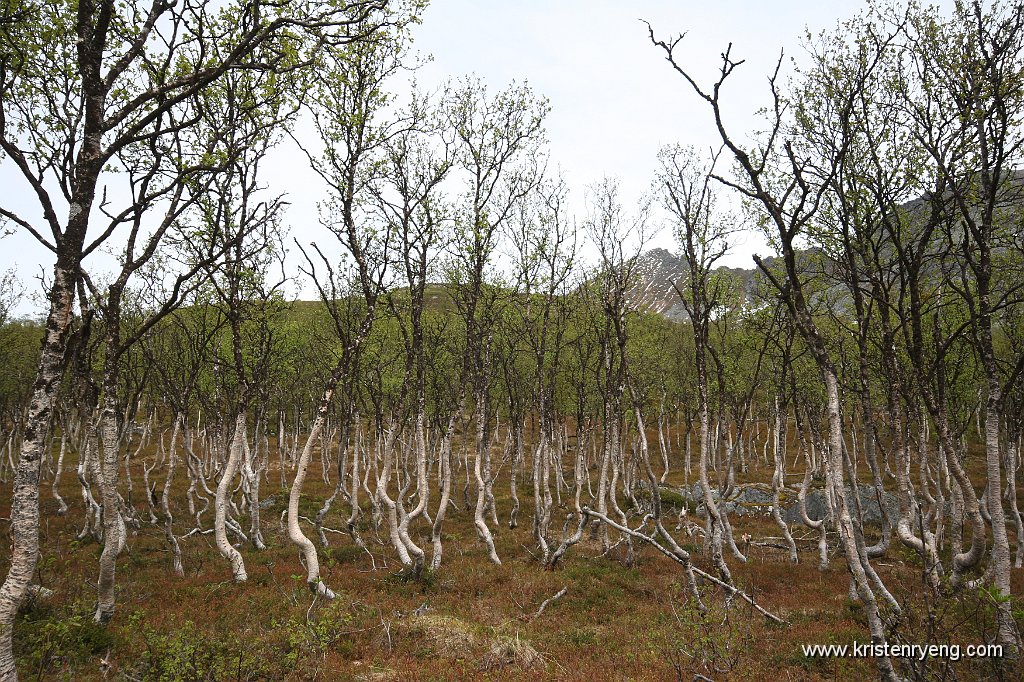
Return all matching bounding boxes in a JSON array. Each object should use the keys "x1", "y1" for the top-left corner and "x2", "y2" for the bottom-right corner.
[
  {"x1": 625, "y1": 248, "x2": 763, "y2": 321},
  {"x1": 624, "y1": 248, "x2": 690, "y2": 321}
]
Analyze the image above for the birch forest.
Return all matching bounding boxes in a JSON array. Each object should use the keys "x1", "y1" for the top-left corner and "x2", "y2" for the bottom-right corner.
[{"x1": 2, "y1": 0, "x2": 1024, "y2": 680}]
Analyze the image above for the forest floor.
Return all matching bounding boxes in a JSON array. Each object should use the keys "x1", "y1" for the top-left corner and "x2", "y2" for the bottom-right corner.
[{"x1": 1, "y1": 432, "x2": 1022, "y2": 681}]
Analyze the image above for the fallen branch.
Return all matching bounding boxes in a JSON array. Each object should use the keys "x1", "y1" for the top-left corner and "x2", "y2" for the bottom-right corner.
[
  {"x1": 182, "y1": 527, "x2": 215, "y2": 538},
  {"x1": 527, "y1": 587, "x2": 567, "y2": 622},
  {"x1": 299, "y1": 515, "x2": 345, "y2": 535},
  {"x1": 581, "y1": 507, "x2": 786, "y2": 625}
]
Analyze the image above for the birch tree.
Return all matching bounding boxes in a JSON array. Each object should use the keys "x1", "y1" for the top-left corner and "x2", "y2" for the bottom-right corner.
[
  {"x1": 444, "y1": 77, "x2": 548, "y2": 564},
  {"x1": 658, "y1": 145, "x2": 744, "y2": 580},
  {"x1": 903, "y1": 1, "x2": 1024, "y2": 650},
  {"x1": 290, "y1": 9, "x2": 421, "y2": 593},
  {"x1": 374, "y1": 101, "x2": 455, "y2": 573},
  {"x1": 0, "y1": 0, "x2": 403, "y2": 669},
  {"x1": 648, "y1": 24, "x2": 902, "y2": 681}
]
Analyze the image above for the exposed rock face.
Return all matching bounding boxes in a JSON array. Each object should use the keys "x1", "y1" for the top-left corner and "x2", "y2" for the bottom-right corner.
[
  {"x1": 624, "y1": 248, "x2": 770, "y2": 321},
  {"x1": 779, "y1": 485, "x2": 898, "y2": 526},
  {"x1": 625, "y1": 248, "x2": 689, "y2": 321},
  {"x1": 668, "y1": 482, "x2": 897, "y2": 525}
]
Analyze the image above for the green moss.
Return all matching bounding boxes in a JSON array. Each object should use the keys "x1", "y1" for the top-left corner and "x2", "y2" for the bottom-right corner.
[{"x1": 15, "y1": 601, "x2": 117, "y2": 677}]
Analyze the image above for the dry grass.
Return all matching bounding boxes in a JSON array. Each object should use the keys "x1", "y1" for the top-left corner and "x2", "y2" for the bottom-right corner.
[
  {"x1": 355, "y1": 666, "x2": 401, "y2": 682},
  {"x1": 479, "y1": 634, "x2": 543, "y2": 672},
  {"x1": 404, "y1": 614, "x2": 478, "y2": 659}
]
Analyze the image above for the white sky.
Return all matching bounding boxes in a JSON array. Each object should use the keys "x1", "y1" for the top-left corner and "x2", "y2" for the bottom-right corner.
[
  {"x1": 1, "y1": 1, "x2": 896, "y2": 316},
  {"x1": 406, "y1": 0, "x2": 857, "y2": 212}
]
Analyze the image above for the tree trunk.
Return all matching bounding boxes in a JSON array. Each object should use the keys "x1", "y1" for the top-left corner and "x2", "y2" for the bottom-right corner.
[
  {"x1": 214, "y1": 413, "x2": 248, "y2": 582},
  {"x1": 287, "y1": 387, "x2": 339, "y2": 598},
  {"x1": 473, "y1": 389, "x2": 500, "y2": 564},
  {"x1": 0, "y1": 265, "x2": 77, "y2": 679}
]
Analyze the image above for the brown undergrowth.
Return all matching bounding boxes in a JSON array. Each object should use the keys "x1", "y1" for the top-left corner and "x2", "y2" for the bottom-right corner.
[{"x1": 0, "y1": 433, "x2": 1020, "y2": 681}]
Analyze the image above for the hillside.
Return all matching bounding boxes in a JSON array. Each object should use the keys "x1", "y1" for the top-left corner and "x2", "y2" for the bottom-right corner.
[{"x1": 625, "y1": 248, "x2": 766, "y2": 321}]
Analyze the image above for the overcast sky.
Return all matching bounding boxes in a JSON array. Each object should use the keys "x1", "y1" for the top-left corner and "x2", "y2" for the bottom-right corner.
[
  {"x1": 267, "y1": 0, "x2": 873, "y2": 295},
  {"x1": 1, "y1": 1, "x2": 903, "y2": 315},
  {"x1": 407, "y1": 0, "x2": 860, "y2": 209}
]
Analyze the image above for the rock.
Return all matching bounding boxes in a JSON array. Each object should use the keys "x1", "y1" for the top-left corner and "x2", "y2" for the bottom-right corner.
[
  {"x1": 666, "y1": 482, "x2": 897, "y2": 525},
  {"x1": 676, "y1": 482, "x2": 780, "y2": 518},
  {"x1": 26, "y1": 585, "x2": 53, "y2": 600},
  {"x1": 780, "y1": 485, "x2": 897, "y2": 526}
]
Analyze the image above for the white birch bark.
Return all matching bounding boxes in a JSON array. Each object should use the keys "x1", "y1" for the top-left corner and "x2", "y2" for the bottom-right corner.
[
  {"x1": 163, "y1": 415, "x2": 184, "y2": 577},
  {"x1": 822, "y1": 371, "x2": 898, "y2": 680},
  {"x1": 241, "y1": 431, "x2": 266, "y2": 551},
  {"x1": 51, "y1": 433, "x2": 68, "y2": 516},
  {"x1": 396, "y1": 411, "x2": 429, "y2": 574},
  {"x1": 0, "y1": 266, "x2": 76, "y2": 679},
  {"x1": 770, "y1": 396, "x2": 798, "y2": 563},
  {"x1": 473, "y1": 391, "x2": 500, "y2": 564},
  {"x1": 429, "y1": 412, "x2": 458, "y2": 571},
  {"x1": 94, "y1": 399, "x2": 126, "y2": 622},
  {"x1": 286, "y1": 390, "x2": 338, "y2": 598},
  {"x1": 214, "y1": 413, "x2": 248, "y2": 582},
  {"x1": 375, "y1": 425, "x2": 414, "y2": 568}
]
